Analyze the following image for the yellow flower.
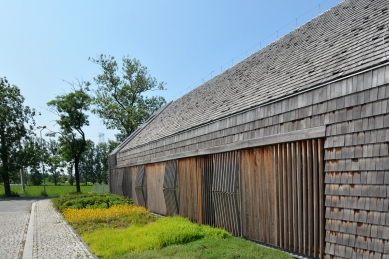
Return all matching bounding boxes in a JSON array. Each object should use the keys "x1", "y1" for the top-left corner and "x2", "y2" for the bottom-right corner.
[{"x1": 63, "y1": 204, "x2": 149, "y2": 224}]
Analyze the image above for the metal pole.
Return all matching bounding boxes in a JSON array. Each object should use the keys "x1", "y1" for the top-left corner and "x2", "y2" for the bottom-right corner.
[{"x1": 40, "y1": 126, "x2": 46, "y2": 196}]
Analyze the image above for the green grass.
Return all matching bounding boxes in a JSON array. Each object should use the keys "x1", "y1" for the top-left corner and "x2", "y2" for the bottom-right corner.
[
  {"x1": 81, "y1": 216, "x2": 290, "y2": 259},
  {"x1": 113, "y1": 236, "x2": 291, "y2": 259},
  {"x1": 82, "y1": 216, "x2": 230, "y2": 258},
  {"x1": 0, "y1": 184, "x2": 93, "y2": 197}
]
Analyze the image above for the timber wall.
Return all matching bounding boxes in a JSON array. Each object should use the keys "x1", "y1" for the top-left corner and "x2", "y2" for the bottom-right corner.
[{"x1": 111, "y1": 64, "x2": 389, "y2": 259}]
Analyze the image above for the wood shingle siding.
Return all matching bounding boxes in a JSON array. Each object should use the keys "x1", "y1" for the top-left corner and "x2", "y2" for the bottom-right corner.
[
  {"x1": 109, "y1": 1, "x2": 389, "y2": 258},
  {"x1": 110, "y1": 64, "x2": 389, "y2": 258}
]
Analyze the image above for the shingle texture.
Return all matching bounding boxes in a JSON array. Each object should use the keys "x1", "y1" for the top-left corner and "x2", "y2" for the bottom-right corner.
[{"x1": 122, "y1": 0, "x2": 389, "y2": 151}]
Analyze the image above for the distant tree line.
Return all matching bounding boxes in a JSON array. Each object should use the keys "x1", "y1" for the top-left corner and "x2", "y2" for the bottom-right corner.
[{"x1": 0, "y1": 54, "x2": 166, "y2": 196}]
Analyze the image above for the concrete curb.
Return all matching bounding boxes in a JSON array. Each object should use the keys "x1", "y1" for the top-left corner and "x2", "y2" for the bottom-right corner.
[{"x1": 22, "y1": 202, "x2": 35, "y2": 259}]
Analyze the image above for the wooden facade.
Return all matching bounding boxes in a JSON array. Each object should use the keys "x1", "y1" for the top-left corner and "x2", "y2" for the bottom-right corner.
[{"x1": 108, "y1": 1, "x2": 389, "y2": 258}]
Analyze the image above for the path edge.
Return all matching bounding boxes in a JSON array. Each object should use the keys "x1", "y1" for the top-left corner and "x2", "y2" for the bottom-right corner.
[{"x1": 22, "y1": 202, "x2": 35, "y2": 259}]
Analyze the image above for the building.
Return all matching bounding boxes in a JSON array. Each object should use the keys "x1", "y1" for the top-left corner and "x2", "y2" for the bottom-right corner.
[{"x1": 109, "y1": 0, "x2": 389, "y2": 258}]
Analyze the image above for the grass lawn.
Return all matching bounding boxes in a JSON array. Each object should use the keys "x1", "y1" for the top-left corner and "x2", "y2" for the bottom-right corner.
[{"x1": 0, "y1": 184, "x2": 93, "y2": 197}]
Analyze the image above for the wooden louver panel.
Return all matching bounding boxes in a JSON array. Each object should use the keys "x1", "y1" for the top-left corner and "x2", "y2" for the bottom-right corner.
[
  {"x1": 212, "y1": 151, "x2": 241, "y2": 236},
  {"x1": 116, "y1": 168, "x2": 124, "y2": 196},
  {"x1": 240, "y1": 147, "x2": 277, "y2": 245},
  {"x1": 163, "y1": 160, "x2": 179, "y2": 216},
  {"x1": 201, "y1": 156, "x2": 215, "y2": 226},
  {"x1": 240, "y1": 139, "x2": 324, "y2": 258},
  {"x1": 122, "y1": 168, "x2": 132, "y2": 200},
  {"x1": 135, "y1": 165, "x2": 147, "y2": 207}
]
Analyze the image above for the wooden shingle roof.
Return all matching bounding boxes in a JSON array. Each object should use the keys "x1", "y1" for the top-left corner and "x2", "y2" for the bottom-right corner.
[{"x1": 120, "y1": 0, "x2": 389, "y2": 152}]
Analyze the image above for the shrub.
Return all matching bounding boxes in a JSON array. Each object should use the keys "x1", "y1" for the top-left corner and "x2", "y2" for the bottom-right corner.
[
  {"x1": 52, "y1": 193, "x2": 132, "y2": 212},
  {"x1": 0, "y1": 190, "x2": 20, "y2": 197},
  {"x1": 63, "y1": 204, "x2": 149, "y2": 225}
]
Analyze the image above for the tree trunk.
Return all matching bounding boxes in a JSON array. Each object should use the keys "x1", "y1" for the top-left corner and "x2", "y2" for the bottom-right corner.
[
  {"x1": 74, "y1": 157, "x2": 81, "y2": 193},
  {"x1": 2, "y1": 155, "x2": 11, "y2": 196},
  {"x1": 0, "y1": 132, "x2": 11, "y2": 197}
]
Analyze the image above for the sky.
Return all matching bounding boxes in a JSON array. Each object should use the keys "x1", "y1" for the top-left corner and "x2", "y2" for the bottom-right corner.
[{"x1": 0, "y1": 0, "x2": 343, "y2": 144}]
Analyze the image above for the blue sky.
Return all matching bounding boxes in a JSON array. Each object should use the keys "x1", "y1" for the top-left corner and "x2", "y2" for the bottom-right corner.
[{"x1": 0, "y1": 0, "x2": 343, "y2": 143}]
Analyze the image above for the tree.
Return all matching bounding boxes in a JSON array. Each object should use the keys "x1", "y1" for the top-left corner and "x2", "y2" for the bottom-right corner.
[
  {"x1": 47, "y1": 81, "x2": 91, "y2": 192},
  {"x1": 88, "y1": 54, "x2": 166, "y2": 142},
  {"x1": 22, "y1": 136, "x2": 44, "y2": 186},
  {"x1": 46, "y1": 139, "x2": 65, "y2": 186},
  {"x1": 95, "y1": 141, "x2": 109, "y2": 184},
  {"x1": 79, "y1": 140, "x2": 96, "y2": 185},
  {"x1": 67, "y1": 162, "x2": 74, "y2": 186},
  {"x1": 0, "y1": 77, "x2": 36, "y2": 196}
]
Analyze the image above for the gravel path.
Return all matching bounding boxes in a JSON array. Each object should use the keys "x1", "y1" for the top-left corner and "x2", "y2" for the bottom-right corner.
[
  {"x1": 30, "y1": 199, "x2": 94, "y2": 259},
  {"x1": 0, "y1": 211, "x2": 29, "y2": 259}
]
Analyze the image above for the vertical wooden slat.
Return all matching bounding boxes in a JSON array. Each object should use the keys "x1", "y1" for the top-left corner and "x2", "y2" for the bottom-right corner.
[
  {"x1": 197, "y1": 158, "x2": 202, "y2": 224},
  {"x1": 267, "y1": 147, "x2": 276, "y2": 245},
  {"x1": 212, "y1": 155, "x2": 218, "y2": 227},
  {"x1": 283, "y1": 143, "x2": 288, "y2": 249},
  {"x1": 264, "y1": 147, "x2": 269, "y2": 243},
  {"x1": 287, "y1": 143, "x2": 292, "y2": 250},
  {"x1": 318, "y1": 139, "x2": 325, "y2": 259},
  {"x1": 274, "y1": 145, "x2": 280, "y2": 247},
  {"x1": 307, "y1": 140, "x2": 313, "y2": 256},
  {"x1": 250, "y1": 150, "x2": 255, "y2": 239},
  {"x1": 243, "y1": 150, "x2": 250, "y2": 238},
  {"x1": 302, "y1": 141, "x2": 307, "y2": 255},
  {"x1": 313, "y1": 140, "x2": 319, "y2": 258},
  {"x1": 234, "y1": 151, "x2": 240, "y2": 236},
  {"x1": 278, "y1": 144, "x2": 284, "y2": 248},
  {"x1": 291, "y1": 142, "x2": 297, "y2": 251},
  {"x1": 240, "y1": 152, "x2": 246, "y2": 237},
  {"x1": 238, "y1": 151, "x2": 243, "y2": 237},
  {"x1": 296, "y1": 142, "x2": 302, "y2": 253},
  {"x1": 258, "y1": 147, "x2": 264, "y2": 242}
]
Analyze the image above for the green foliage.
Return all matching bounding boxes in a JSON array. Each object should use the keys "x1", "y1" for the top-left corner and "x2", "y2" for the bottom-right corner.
[
  {"x1": 29, "y1": 170, "x2": 43, "y2": 185},
  {"x1": 0, "y1": 190, "x2": 20, "y2": 198},
  {"x1": 22, "y1": 136, "x2": 45, "y2": 186},
  {"x1": 82, "y1": 216, "x2": 231, "y2": 258},
  {"x1": 0, "y1": 77, "x2": 36, "y2": 196},
  {"x1": 79, "y1": 140, "x2": 95, "y2": 185},
  {"x1": 113, "y1": 237, "x2": 292, "y2": 259},
  {"x1": 88, "y1": 54, "x2": 166, "y2": 142},
  {"x1": 95, "y1": 141, "x2": 109, "y2": 184},
  {"x1": 79, "y1": 140, "x2": 110, "y2": 185},
  {"x1": 52, "y1": 193, "x2": 132, "y2": 212},
  {"x1": 45, "y1": 139, "x2": 65, "y2": 186},
  {"x1": 47, "y1": 80, "x2": 91, "y2": 193}
]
